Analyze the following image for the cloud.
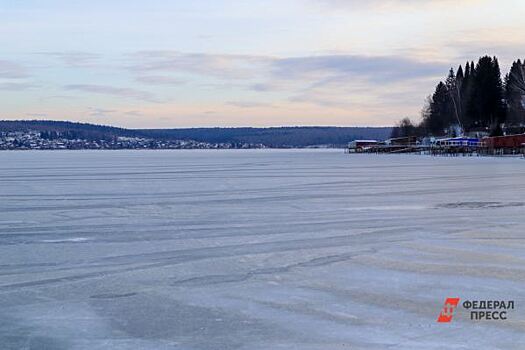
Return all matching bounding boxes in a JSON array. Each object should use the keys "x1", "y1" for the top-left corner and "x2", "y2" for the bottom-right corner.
[
  {"x1": 281, "y1": 57, "x2": 440, "y2": 113},
  {"x1": 135, "y1": 75, "x2": 185, "y2": 86},
  {"x1": 249, "y1": 83, "x2": 275, "y2": 92},
  {"x1": 227, "y1": 101, "x2": 274, "y2": 108},
  {"x1": 128, "y1": 51, "x2": 444, "y2": 93},
  {"x1": 38, "y1": 51, "x2": 101, "y2": 67},
  {"x1": 124, "y1": 110, "x2": 144, "y2": 117},
  {"x1": 310, "y1": 0, "x2": 457, "y2": 11},
  {"x1": 128, "y1": 51, "x2": 271, "y2": 79},
  {"x1": 88, "y1": 107, "x2": 116, "y2": 117},
  {"x1": 0, "y1": 82, "x2": 36, "y2": 91},
  {"x1": 130, "y1": 51, "x2": 445, "y2": 85},
  {"x1": 0, "y1": 60, "x2": 29, "y2": 79},
  {"x1": 122, "y1": 50, "x2": 446, "y2": 121},
  {"x1": 273, "y1": 55, "x2": 446, "y2": 83},
  {"x1": 64, "y1": 84, "x2": 158, "y2": 102},
  {"x1": 40, "y1": 95, "x2": 80, "y2": 101}
]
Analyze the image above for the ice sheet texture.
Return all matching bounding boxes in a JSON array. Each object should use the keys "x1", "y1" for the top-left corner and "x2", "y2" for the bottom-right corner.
[{"x1": 1, "y1": 150, "x2": 524, "y2": 349}]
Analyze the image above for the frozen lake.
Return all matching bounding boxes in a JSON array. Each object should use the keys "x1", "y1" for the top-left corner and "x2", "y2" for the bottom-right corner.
[{"x1": 1, "y1": 150, "x2": 525, "y2": 349}]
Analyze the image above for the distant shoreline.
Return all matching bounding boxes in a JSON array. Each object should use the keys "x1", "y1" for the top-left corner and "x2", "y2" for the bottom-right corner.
[
  {"x1": 0, "y1": 147, "x2": 343, "y2": 152},
  {"x1": 0, "y1": 120, "x2": 391, "y2": 150}
]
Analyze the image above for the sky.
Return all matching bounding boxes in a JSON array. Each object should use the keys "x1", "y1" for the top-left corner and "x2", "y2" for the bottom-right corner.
[{"x1": 1, "y1": 0, "x2": 525, "y2": 128}]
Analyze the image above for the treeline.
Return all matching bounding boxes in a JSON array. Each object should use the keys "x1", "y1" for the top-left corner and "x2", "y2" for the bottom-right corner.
[
  {"x1": 39, "y1": 130, "x2": 117, "y2": 141},
  {"x1": 139, "y1": 127, "x2": 392, "y2": 147},
  {"x1": 0, "y1": 120, "x2": 393, "y2": 147},
  {"x1": 0, "y1": 120, "x2": 135, "y2": 140},
  {"x1": 392, "y1": 55, "x2": 525, "y2": 138}
]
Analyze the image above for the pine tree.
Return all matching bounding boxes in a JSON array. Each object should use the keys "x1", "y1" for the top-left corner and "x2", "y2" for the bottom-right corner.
[
  {"x1": 391, "y1": 117, "x2": 418, "y2": 138},
  {"x1": 445, "y1": 68, "x2": 462, "y2": 131},
  {"x1": 427, "y1": 81, "x2": 454, "y2": 135},
  {"x1": 420, "y1": 95, "x2": 432, "y2": 134},
  {"x1": 463, "y1": 61, "x2": 478, "y2": 129},
  {"x1": 505, "y1": 59, "x2": 525, "y2": 127},
  {"x1": 455, "y1": 65, "x2": 465, "y2": 127},
  {"x1": 456, "y1": 65, "x2": 464, "y2": 88},
  {"x1": 467, "y1": 56, "x2": 506, "y2": 131}
]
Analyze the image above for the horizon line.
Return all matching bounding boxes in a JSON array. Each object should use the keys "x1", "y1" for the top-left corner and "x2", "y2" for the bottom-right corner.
[{"x1": 0, "y1": 119, "x2": 394, "y2": 130}]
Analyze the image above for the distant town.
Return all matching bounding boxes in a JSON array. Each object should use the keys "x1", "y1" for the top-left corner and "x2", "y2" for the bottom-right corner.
[
  {"x1": 0, "y1": 121, "x2": 392, "y2": 150},
  {"x1": 0, "y1": 130, "x2": 264, "y2": 150}
]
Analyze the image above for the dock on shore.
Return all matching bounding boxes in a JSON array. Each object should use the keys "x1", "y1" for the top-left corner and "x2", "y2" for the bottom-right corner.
[{"x1": 346, "y1": 135, "x2": 525, "y2": 157}]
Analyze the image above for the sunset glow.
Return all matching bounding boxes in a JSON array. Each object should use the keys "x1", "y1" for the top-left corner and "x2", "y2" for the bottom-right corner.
[{"x1": 1, "y1": 0, "x2": 524, "y2": 127}]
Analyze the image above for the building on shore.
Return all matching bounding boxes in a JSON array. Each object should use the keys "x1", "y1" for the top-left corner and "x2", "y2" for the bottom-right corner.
[
  {"x1": 346, "y1": 133, "x2": 525, "y2": 157},
  {"x1": 482, "y1": 134, "x2": 525, "y2": 155},
  {"x1": 347, "y1": 140, "x2": 378, "y2": 153}
]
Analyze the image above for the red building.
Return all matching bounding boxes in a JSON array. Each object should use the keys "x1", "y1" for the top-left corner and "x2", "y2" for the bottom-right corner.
[{"x1": 483, "y1": 134, "x2": 525, "y2": 149}]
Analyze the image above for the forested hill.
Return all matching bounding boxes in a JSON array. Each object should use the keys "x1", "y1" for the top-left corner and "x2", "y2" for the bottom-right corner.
[
  {"x1": 0, "y1": 120, "x2": 391, "y2": 147},
  {"x1": 0, "y1": 120, "x2": 136, "y2": 139},
  {"x1": 138, "y1": 127, "x2": 391, "y2": 147}
]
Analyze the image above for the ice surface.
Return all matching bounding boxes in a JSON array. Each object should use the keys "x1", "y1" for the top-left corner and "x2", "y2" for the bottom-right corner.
[{"x1": 1, "y1": 150, "x2": 525, "y2": 349}]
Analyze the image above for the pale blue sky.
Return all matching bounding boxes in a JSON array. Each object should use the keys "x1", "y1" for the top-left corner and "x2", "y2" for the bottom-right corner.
[{"x1": 1, "y1": 0, "x2": 524, "y2": 127}]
